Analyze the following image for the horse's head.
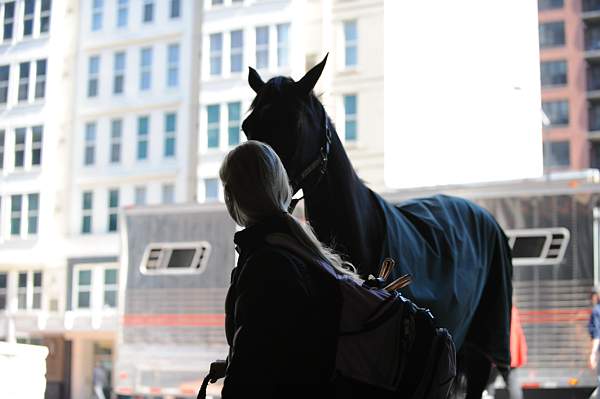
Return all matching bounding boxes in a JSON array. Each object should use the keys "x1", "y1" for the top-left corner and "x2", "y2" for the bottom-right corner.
[{"x1": 242, "y1": 55, "x2": 330, "y2": 193}]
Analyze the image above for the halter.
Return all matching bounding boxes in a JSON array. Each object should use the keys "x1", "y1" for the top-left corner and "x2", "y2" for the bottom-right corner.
[{"x1": 288, "y1": 112, "x2": 332, "y2": 213}]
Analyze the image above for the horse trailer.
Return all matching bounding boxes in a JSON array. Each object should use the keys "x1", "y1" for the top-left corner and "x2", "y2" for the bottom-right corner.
[
  {"x1": 114, "y1": 203, "x2": 236, "y2": 399},
  {"x1": 385, "y1": 170, "x2": 600, "y2": 395}
]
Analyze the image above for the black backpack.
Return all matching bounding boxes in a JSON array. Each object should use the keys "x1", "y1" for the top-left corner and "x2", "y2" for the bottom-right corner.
[
  {"x1": 197, "y1": 233, "x2": 456, "y2": 399},
  {"x1": 266, "y1": 233, "x2": 456, "y2": 398}
]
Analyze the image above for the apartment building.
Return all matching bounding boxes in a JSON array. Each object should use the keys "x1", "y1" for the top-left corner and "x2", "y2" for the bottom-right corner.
[
  {"x1": 65, "y1": 1, "x2": 201, "y2": 398},
  {"x1": 197, "y1": 0, "x2": 385, "y2": 201},
  {"x1": 0, "y1": 0, "x2": 80, "y2": 397}
]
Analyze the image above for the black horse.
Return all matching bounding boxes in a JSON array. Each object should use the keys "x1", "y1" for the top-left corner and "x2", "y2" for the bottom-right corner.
[{"x1": 241, "y1": 55, "x2": 513, "y2": 398}]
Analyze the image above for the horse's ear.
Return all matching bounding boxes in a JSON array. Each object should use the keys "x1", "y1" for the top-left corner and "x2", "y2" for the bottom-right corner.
[
  {"x1": 295, "y1": 53, "x2": 328, "y2": 95},
  {"x1": 248, "y1": 67, "x2": 265, "y2": 93}
]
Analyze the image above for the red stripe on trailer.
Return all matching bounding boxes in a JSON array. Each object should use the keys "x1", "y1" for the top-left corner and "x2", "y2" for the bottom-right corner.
[
  {"x1": 150, "y1": 387, "x2": 162, "y2": 394},
  {"x1": 115, "y1": 387, "x2": 133, "y2": 394},
  {"x1": 520, "y1": 308, "x2": 591, "y2": 325},
  {"x1": 123, "y1": 313, "x2": 225, "y2": 327}
]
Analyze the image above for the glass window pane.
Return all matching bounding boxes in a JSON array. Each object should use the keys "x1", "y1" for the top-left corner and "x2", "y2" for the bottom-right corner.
[
  {"x1": 32, "y1": 293, "x2": 41, "y2": 309},
  {"x1": 78, "y1": 292, "x2": 90, "y2": 308},
  {"x1": 33, "y1": 272, "x2": 42, "y2": 287},
  {"x1": 170, "y1": 0, "x2": 181, "y2": 18},
  {"x1": 0, "y1": 273, "x2": 6, "y2": 288},
  {"x1": 105, "y1": 269, "x2": 117, "y2": 285},
  {"x1": 18, "y1": 272, "x2": 27, "y2": 287},
  {"x1": 540, "y1": 21, "x2": 565, "y2": 48},
  {"x1": 78, "y1": 270, "x2": 91, "y2": 286},
  {"x1": 104, "y1": 290, "x2": 117, "y2": 307},
  {"x1": 205, "y1": 178, "x2": 219, "y2": 201}
]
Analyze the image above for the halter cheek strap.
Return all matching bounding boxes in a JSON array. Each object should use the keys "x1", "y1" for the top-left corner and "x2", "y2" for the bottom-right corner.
[{"x1": 288, "y1": 113, "x2": 332, "y2": 213}]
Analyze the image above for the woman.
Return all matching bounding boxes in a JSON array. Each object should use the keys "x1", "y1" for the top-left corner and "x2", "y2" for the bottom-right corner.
[{"x1": 219, "y1": 140, "x2": 353, "y2": 399}]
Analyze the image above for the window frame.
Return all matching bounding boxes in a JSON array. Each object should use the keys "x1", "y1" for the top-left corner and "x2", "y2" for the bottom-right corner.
[
  {"x1": 343, "y1": 94, "x2": 358, "y2": 141},
  {"x1": 161, "y1": 183, "x2": 175, "y2": 204},
  {"x1": 84, "y1": 122, "x2": 96, "y2": 166},
  {"x1": 107, "y1": 188, "x2": 119, "y2": 232},
  {"x1": 110, "y1": 119, "x2": 122, "y2": 164},
  {"x1": 0, "y1": 64, "x2": 9, "y2": 105},
  {"x1": 17, "y1": 62, "x2": 30, "y2": 103},
  {"x1": 15, "y1": 270, "x2": 43, "y2": 311},
  {"x1": 81, "y1": 190, "x2": 93, "y2": 234},
  {"x1": 227, "y1": 101, "x2": 241, "y2": 147},
  {"x1": 117, "y1": 0, "x2": 128, "y2": 28},
  {"x1": 91, "y1": 0, "x2": 103, "y2": 31},
  {"x1": 255, "y1": 26, "x2": 269, "y2": 70},
  {"x1": 142, "y1": 0, "x2": 154, "y2": 23},
  {"x1": 113, "y1": 51, "x2": 126, "y2": 95},
  {"x1": 230, "y1": 30, "x2": 243, "y2": 74},
  {"x1": 343, "y1": 20, "x2": 358, "y2": 68},
  {"x1": 137, "y1": 115, "x2": 149, "y2": 160},
  {"x1": 167, "y1": 43, "x2": 179, "y2": 87},
  {"x1": 209, "y1": 33, "x2": 223, "y2": 76},
  {"x1": 164, "y1": 112, "x2": 176, "y2": 158},
  {"x1": 206, "y1": 104, "x2": 220, "y2": 149},
  {"x1": 88, "y1": 55, "x2": 100, "y2": 98},
  {"x1": 277, "y1": 23, "x2": 290, "y2": 68},
  {"x1": 3, "y1": 1, "x2": 15, "y2": 42},
  {"x1": 139, "y1": 47, "x2": 152, "y2": 91}
]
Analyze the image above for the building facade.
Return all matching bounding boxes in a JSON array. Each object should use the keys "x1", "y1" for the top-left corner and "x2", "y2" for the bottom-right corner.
[
  {"x1": 66, "y1": 0, "x2": 201, "y2": 398},
  {"x1": 538, "y1": 0, "x2": 600, "y2": 171},
  {"x1": 0, "y1": 1, "x2": 202, "y2": 398},
  {"x1": 197, "y1": 0, "x2": 385, "y2": 201}
]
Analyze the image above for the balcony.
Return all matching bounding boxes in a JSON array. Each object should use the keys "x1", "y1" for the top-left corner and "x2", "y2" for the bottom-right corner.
[
  {"x1": 584, "y1": 0, "x2": 600, "y2": 13},
  {"x1": 585, "y1": 23, "x2": 600, "y2": 58}
]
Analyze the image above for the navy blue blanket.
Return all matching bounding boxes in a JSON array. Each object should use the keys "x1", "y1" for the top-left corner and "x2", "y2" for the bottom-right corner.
[{"x1": 376, "y1": 194, "x2": 512, "y2": 367}]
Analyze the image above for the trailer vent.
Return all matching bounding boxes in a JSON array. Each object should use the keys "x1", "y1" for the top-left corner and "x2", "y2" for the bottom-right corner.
[
  {"x1": 506, "y1": 228, "x2": 570, "y2": 266},
  {"x1": 140, "y1": 241, "x2": 211, "y2": 274}
]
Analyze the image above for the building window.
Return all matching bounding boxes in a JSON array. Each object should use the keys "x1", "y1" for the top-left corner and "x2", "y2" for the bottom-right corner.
[
  {"x1": 542, "y1": 100, "x2": 569, "y2": 127},
  {"x1": 167, "y1": 43, "x2": 179, "y2": 87},
  {"x1": 117, "y1": 0, "x2": 128, "y2": 27},
  {"x1": 0, "y1": 130, "x2": 4, "y2": 170},
  {"x1": 137, "y1": 116, "x2": 149, "y2": 160},
  {"x1": 344, "y1": 94, "x2": 357, "y2": 141},
  {"x1": 228, "y1": 102, "x2": 241, "y2": 146},
  {"x1": 110, "y1": 119, "x2": 122, "y2": 163},
  {"x1": 543, "y1": 140, "x2": 570, "y2": 168},
  {"x1": 0, "y1": 273, "x2": 6, "y2": 310},
  {"x1": 539, "y1": 0, "x2": 563, "y2": 10},
  {"x1": 170, "y1": 0, "x2": 181, "y2": 18},
  {"x1": 103, "y1": 269, "x2": 118, "y2": 308},
  {"x1": 540, "y1": 60, "x2": 567, "y2": 87},
  {"x1": 18, "y1": 62, "x2": 30, "y2": 102},
  {"x1": 207, "y1": 104, "x2": 220, "y2": 148},
  {"x1": 539, "y1": 21, "x2": 565, "y2": 48},
  {"x1": 17, "y1": 272, "x2": 27, "y2": 309},
  {"x1": 40, "y1": 0, "x2": 51, "y2": 34},
  {"x1": 108, "y1": 189, "x2": 119, "y2": 232},
  {"x1": 92, "y1": 0, "x2": 103, "y2": 31},
  {"x1": 0, "y1": 65, "x2": 9, "y2": 104},
  {"x1": 210, "y1": 33, "x2": 223, "y2": 76},
  {"x1": 88, "y1": 56, "x2": 100, "y2": 97},
  {"x1": 11, "y1": 195, "x2": 22, "y2": 236},
  {"x1": 344, "y1": 20, "x2": 358, "y2": 67},
  {"x1": 162, "y1": 183, "x2": 175, "y2": 204},
  {"x1": 27, "y1": 194, "x2": 38, "y2": 234},
  {"x1": 212, "y1": 0, "x2": 224, "y2": 5},
  {"x1": 134, "y1": 186, "x2": 146, "y2": 205},
  {"x1": 590, "y1": 62, "x2": 600, "y2": 91},
  {"x1": 14, "y1": 128, "x2": 26, "y2": 167},
  {"x1": 84, "y1": 122, "x2": 96, "y2": 165},
  {"x1": 3, "y1": 2, "x2": 15, "y2": 41},
  {"x1": 75, "y1": 269, "x2": 91, "y2": 308},
  {"x1": 140, "y1": 47, "x2": 152, "y2": 91},
  {"x1": 142, "y1": 0, "x2": 154, "y2": 23},
  {"x1": 113, "y1": 52, "x2": 125, "y2": 94},
  {"x1": 277, "y1": 23, "x2": 290, "y2": 68},
  {"x1": 230, "y1": 30, "x2": 243, "y2": 73},
  {"x1": 205, "y1": 178, "x2": 219, "y2": 202},
  {"x1": 81, "y1": 191, "x2": 93, "y2": 234},
  {"x1": 22, "y1": 0, "x2": 35, "y2": 37},
  {"x1": 35, "y1": 60, "x2": 47, "y2": 99},
  {"x1": 32, "y1": 271, "x2": 42, "y2": 309},
  {"x1": 32, "y1": 126, "x2": 42, "y2": 166},
  {"x1": 164, "y1": 112, "x2": 176, "y2": 157},
  {"x1": 256, "y1": 26, "x2": 269, "y2": 69}
]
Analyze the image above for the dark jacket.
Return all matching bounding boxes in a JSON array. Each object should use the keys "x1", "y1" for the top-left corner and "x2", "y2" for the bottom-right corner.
[
  {"x1": 221, "y1": 215, "x2": 341, "y2": 399},
  {"x1": 589, "y1": 303, "x2": 600, "y2": 339}
]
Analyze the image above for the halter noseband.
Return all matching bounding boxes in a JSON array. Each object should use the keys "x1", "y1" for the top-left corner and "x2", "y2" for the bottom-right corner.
[{"x1": 288, "y1": 112, "x2": 332, "y2": 213}]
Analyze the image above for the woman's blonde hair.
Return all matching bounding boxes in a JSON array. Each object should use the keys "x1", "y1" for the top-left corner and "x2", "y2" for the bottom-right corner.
[{"x1": 220, "y1": 140, "x2": 355, "y2": 276}]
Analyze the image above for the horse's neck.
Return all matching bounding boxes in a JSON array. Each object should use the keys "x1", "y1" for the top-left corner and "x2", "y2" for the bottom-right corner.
[{"x1": 304, "y1": 135, "x2": 384, "y2": 275}]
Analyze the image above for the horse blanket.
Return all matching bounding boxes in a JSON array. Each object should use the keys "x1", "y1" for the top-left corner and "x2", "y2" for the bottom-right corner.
[{"x1": 375, "y1": 194, "x2": 512, "y2": 367}]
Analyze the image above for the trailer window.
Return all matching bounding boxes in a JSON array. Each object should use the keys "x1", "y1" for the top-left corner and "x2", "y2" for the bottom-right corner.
[
  {"x1": 140, "y1": 241, "x2": 211, "y2": 275},
  {"x1": 507, "y1": 227, "x2": 570, "y2": 266}
]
